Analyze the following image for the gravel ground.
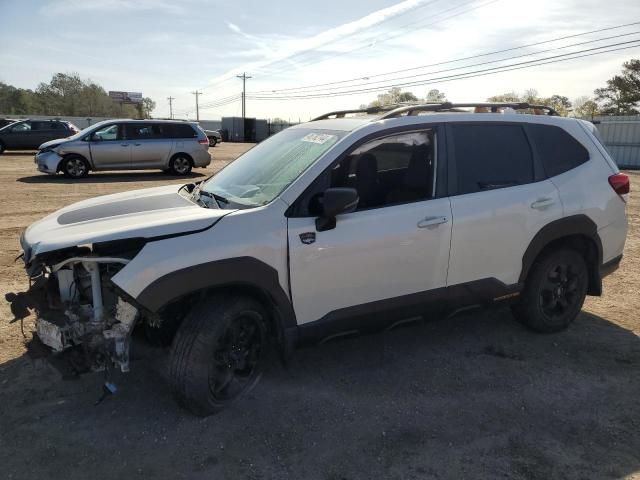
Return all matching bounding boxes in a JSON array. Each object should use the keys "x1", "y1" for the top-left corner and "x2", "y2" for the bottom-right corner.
[{"x1": 0, "y1": 145, "x2": 639, "y2": 480}]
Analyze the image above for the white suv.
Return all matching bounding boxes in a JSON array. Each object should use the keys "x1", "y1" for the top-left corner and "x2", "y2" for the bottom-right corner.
[{"x1": 19, "y1": 102, "x2": 629, "y2": 416}]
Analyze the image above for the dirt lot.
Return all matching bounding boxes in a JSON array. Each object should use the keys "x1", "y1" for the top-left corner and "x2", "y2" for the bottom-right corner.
[{"x1": 0, "y1": 144, "x2": 639, "y2": 479}]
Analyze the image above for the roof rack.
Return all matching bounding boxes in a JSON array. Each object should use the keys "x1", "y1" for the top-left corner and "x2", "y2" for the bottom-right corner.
[
  {"x1": 379, "y1": 102, "x2": 559, "y2": 118},
  {"x1": 311, "y1": 102, "x2": 559, "y2": 122},
  {"x1": 311, "y1": 104, "x2": 410, "y2": 121}
]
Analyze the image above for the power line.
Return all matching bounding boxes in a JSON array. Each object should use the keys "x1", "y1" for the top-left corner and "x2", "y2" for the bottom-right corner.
[
  {"x1": 247, "y1": 41, "x2": 640, "y2": 101},
  {"x1": 172, "y1": 94, "x2": 241, "y2": 118},
  {"x1": 251, "y1": 31, "x2": 640, "y2": 97},
  {"x1": 251, "y1": 21, "x2": 640, "y2": 94}
]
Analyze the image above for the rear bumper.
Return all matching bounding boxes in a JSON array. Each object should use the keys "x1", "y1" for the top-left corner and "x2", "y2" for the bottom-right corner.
[
  {"x1": 192, "y1": 150, "x2": 211, "y2": 168},
  {"x1": 600, "y1": 254, "x2": 622, "y2": 279}
]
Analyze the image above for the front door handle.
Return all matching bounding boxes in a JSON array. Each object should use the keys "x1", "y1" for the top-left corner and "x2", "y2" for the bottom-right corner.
[
  {"x1": 418, "y1": 216, "x2": 449, "y2": 228},
  {"x1": 120, "y1": 144, "x2": 129, "y2": 147},
  {"x1": 134, "y1": 143, "x2": 142, "y2": 146},
  {"x1": 530, "y1": 197, "x2": 555, "y2": 210}
]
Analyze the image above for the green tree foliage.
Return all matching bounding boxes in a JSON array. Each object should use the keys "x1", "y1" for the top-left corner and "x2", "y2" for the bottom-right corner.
[
  {"x1": 425, "y1": 89, "x2": 447, "y2": 102},
  {"x1": 368, "y1": 87, "x2": 419, "y2": 107},
  {"x1": 573, "y1": 96, "x2": 600, "y2": 118},
  {"x1": 487, "y1": 89, "x2": 572, "y2": 116},
  {"x1": 0, "y1": 73, "x2": 155, "y2": 118},
  {"x1": 594, "y1": 58, "x2": 640, "y2": 115}
]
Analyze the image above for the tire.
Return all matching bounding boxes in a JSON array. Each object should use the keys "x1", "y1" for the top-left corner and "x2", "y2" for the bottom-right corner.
[
  {"x1": 208, "y1": 137, "x2": 217, "y2": 147},
  {"x1": 169, "y1": 295, "x2": 268, "y2": 416},
  {"x1": 0, "y1": 142, "x2": 5, "y2": 155},
  {"x1": 61, "y1": 155, "x2": 89, "y2": 178},
  {"x1": 511, "y1": 248, "x2": 588, "y2": 333},
  {"x1": 169, "y1": 154, "x2": 192, "y2": 175}
]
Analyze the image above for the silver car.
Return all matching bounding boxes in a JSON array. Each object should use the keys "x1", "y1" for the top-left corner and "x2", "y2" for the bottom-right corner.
[{"x1": 35, "y1": 119, "x2": 212, "y2": 178}]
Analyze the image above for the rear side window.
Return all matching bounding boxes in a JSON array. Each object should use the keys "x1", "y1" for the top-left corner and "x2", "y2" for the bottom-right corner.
[
  {"x1": 169, "y1": 123, "x2": 197, "y2": 138},
  {"x1": 31, "y1": 121, "x2": 51, "y2": 131},
  {"x1": 127, "y1": 123, "x2": 165, "y2": 139},
  {"x1": 452, "y1": 124, "x2": 534, "y2": 195},
  {"x1": 528, "y1": 124, "x2": 589, "y2": 177}
]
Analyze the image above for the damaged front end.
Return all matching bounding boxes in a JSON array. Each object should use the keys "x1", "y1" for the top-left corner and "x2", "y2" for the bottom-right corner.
[{"x1": 23, "y1": 238, "x2": 145, "y2": 374}]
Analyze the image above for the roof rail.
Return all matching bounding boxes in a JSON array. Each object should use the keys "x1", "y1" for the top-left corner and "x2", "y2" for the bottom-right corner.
[
  {"x1": 378, "y1": 102, "x2": 559, "y2": 118},
  {"x1": 311, "y1": 104, "x2": 415, "y2": 121}
]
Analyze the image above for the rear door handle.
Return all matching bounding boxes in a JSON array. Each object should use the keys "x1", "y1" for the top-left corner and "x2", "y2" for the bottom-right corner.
[
  {"x1": 530, "y1": 198, "x2": 555, "y2": 210},
  {"x1": 134, "y1": 143, "x2": 141, "y2": 146},
  {"x1": 418, "y1": 216, "x2": 449, "y2": 228},
  {"x1": 120, "y1": 144, "x2": 129, "y2": 147}
]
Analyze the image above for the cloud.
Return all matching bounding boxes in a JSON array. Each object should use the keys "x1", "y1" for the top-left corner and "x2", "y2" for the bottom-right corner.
[
  {"x1": 42, "y1": 0, "x2": 187, "y2": 16},
  {"x1": 208, "y1": 0, "x2": 427, "y2": 86}
]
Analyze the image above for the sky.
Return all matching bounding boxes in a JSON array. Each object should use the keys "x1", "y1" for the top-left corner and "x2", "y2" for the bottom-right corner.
[{"x1": 1, "y1": 0, "x2": 639, "y2": 121}]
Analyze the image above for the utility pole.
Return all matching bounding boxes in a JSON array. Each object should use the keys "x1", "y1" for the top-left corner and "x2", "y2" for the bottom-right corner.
[
  {"x1": 167, "y1": 96, "x2": 175, "y2": 119},
  {"x1": 236, "y1": 72, "x2": 252, "y2": 120},
  {"x1": 191, "y1": 91, "x2": 203, "y2": 121}
]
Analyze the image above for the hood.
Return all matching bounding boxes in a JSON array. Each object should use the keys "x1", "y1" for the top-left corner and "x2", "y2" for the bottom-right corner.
[
  {"x1": 23, "y1": 184, "x2": 233, "y2": 259},
  {"x1": 39, "y1": 137, "x2": 72, "y2": 150}
]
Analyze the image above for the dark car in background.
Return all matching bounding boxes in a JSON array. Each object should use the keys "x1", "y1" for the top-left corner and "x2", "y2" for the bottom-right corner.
[
  {"x1": 0, "y1": 118, "x2": 18, "y2": 129},
  {"x1": 0, "y1": 119, "x2": 79, "y2": 154}
]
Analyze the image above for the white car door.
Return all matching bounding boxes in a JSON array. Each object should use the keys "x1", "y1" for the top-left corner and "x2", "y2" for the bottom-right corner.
[
  {"x1": 445, "y1": 122, "x2": 563, "y2": 288},
  {"x1": 287, "y1": 128, "x2": 453, "y2": 326}
]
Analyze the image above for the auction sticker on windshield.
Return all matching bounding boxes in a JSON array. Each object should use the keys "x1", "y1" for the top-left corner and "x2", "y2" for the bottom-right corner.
[{"x1": 301, "y1": 133, "x2": 336, "y2": 144}]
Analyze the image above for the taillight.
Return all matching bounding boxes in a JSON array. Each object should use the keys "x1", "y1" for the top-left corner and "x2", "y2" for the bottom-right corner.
[
  {"x1": 198, "y1": 138, "x2": 209, "y2": 145},
  {"x1": 608, "y1": 173, "x2": 630, "y2": 199}
]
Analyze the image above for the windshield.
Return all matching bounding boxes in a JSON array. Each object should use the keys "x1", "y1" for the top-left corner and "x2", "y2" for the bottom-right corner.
[{"x1": 199, "y1": 128, "x2": 344, "y2": 208}]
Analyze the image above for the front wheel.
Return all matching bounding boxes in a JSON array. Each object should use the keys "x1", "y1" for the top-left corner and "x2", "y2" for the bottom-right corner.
[
  {"x1": 169, "y1": 296, "x2": 268, "y2": 416},
  {"x1": 208, "y1": 137, "x2": 217, "y2": 147},
  {"x1": 511, "y1": 248, "x2": 588, "y2": 333},
  {"x1": 0, "y1": 142, "x2": 5, "y2": 155},
  {"x1": 61, "y1": 155, "x2": 89, "y2": 178}
]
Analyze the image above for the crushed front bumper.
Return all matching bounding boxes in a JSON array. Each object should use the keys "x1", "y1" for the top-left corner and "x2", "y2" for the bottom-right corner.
[{"x1": 34, "y1": 150, "x2": 62, "y2": 174}]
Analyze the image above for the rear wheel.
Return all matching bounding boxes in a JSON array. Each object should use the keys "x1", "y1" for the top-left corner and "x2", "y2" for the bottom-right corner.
[
  {"x1": 0, "y1": 142, "x2": 5, "y2": 154},
  {"x1": 61, "y1": 155, "x2": 89, "y2": 178},
  {"x1": 208, "y1": 137, "x2": 217, "y2": 147},
  {"x1": 512, "y1": 248, "x2": 588, "y2": 332},
  {"x1": 169, "y1": 295, "x2": 268, "y2": 416},
  {"x1": 169, "y1": 154, "x2": 192, "y2": 175}
]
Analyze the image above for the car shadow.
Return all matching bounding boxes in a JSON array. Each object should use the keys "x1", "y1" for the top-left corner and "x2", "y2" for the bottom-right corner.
[
  {"x1": 1, "y1": 297, "x2": 639, "y2": 479},
  {"x1": 16, "y1": 171, "x2": 206, "y2": 184},
  {"x1": 2, "y1": 151, "x2": 37, "y2": 156}
]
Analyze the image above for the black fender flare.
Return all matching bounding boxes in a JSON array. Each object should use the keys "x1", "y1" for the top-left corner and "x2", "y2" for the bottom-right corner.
[
  {"x1": 135, "y1": 255, "x2": 297, "y2": 337},
  {"x1": 519, "y1": 214, "x2": 603, "y2": 289}
]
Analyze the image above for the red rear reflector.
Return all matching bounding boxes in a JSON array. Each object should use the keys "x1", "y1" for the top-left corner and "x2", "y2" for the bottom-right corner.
[
  {"x1": 609, "y1": 173, "x2": 630, "y2": 195},
  {"x1": 198, "y1": 138, "x2": 209, "y2": 145}
]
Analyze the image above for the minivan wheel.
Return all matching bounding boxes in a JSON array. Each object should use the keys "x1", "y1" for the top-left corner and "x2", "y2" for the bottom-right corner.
[
  {"x1": 511, "y1": 248, "x2": 588, "y2": 333},
  {"x1": 169, "y1": 295, "x2": 268, "y2": 416},
  {"x1": 61, "y1": 155, "x2": 89, "y2": 178},
  {"x1": 0, "y1": 142, "x2": 5, "y2": 154},
  {"x1": 169, "y1": 154, "x2": 192, "y2": 175}
]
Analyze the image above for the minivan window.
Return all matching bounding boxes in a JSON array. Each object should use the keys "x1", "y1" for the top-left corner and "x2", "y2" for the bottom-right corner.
[
  {"x1": 199, "y1": 128, "x2": 344, "y2": 208},
  {"x1": 170, "y1": 123, "x2": 197, "y2": 138},
  {"x1": 528, "y1": 124, "x2": 589, "y2": 177},
  {"x1": 452, "y1": 124, "x2": 534, "y2": 195},
  {"x1": 10, "y1": 122, "x2": 31, "y2": 132},
  {"x1": 31, "y1": 121, "x2": 51, "y2": 131},
  {"x1": 92, "y1": 124, "x2": 120, "y2": 141},
  {"x1": 127, "y1": 123, "x2": 164, "y2": 139}
]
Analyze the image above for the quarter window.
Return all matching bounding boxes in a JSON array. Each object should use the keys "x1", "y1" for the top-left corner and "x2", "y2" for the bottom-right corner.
[
  {"x1": 452, "y1": 124, "x2": 534, "y2": 195},
  {"x1": 528, "y1": 124, "x2": 589, "y2": 177}
]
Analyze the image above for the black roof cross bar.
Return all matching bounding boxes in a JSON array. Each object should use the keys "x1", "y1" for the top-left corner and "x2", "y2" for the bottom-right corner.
[
  {"x1": 311, "y1": 104, "x2": 415, "y2": 121},
  {"x1": 379, "y1": 102, "x2": 559, "y2": 118}
]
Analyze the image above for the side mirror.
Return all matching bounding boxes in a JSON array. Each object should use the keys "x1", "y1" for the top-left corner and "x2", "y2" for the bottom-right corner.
[
  {"x1": 316, "y1": 187, "x2": 359, "y2": 232},
  {"x1": 91, "y1": 134, "x2": 102, "y2": 142}
]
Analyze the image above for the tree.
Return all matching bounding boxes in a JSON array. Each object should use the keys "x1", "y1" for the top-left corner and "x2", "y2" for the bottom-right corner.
[
  {"x1": 594, "y1": 59, "x2": 640, "y2": 115},
  {"x1": 545, "y1": 94, "x2": 572, "y2": 116},
  {"x1": 486, "y1": 91, "x2": 521, "y2": 102},
  {"x1": 141, "y1": 97, "x2": 156, "y2": 118},
  {"x1": 573, "y1": 96, "x2": 600, "y2": 118},
  {"x1": 425, "y1": 89, "x2": 446, "y2": 102},
  {"x1": 368, "y1": 87, "x2": 418, "y2": 107}
]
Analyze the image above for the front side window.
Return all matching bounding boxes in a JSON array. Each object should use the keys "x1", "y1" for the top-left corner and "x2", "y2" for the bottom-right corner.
[
  {"x1": 92, "y1": 124, "x2": 120, "y2": 141},
  {"x1": 325, "y1": 130, "x2": 436, "y2": 211},
  {"x1": 10, "y1": 122, "x2": 31, "y2": 132},
  {"x1": 199, "y1": 128, "x2": 344, "y2": 208},
  {"x1": 452, "y1": 124, "x2": 533, "y2": 195}
]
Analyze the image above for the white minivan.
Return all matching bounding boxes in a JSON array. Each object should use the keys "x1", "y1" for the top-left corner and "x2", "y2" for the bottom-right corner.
[
  {"x1": 19, "y1": 102, "x2": 628, "y2": 415},
  {"x1": 35, "y1": 119, "x2": 212, "y2": 178}
]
